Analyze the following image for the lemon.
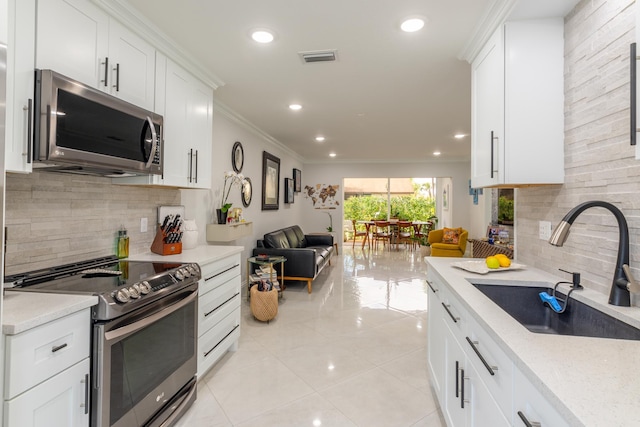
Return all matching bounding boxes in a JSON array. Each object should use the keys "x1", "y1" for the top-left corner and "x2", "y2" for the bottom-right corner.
[
  {"x1": 493, "y1": 254, "x2": 511, "y2": 267},
  {"x1": 485, "y1": 256, "x2": 500, "y2": 269}
]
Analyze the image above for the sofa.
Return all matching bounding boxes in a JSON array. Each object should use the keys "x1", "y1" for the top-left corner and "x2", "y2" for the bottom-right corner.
[{"x1": 253, "y1": 225, "x2": 334, "y2": 293}]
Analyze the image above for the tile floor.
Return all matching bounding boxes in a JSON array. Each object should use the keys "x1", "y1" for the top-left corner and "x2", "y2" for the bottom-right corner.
[{"x1": 176, "y1": 245, "x2": 446, "y2": 427}]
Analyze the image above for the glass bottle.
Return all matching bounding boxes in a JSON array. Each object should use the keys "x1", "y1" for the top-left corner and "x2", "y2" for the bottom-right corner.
[{"x1": 117, "y1": 227, "x2": 129, "y2": 258}]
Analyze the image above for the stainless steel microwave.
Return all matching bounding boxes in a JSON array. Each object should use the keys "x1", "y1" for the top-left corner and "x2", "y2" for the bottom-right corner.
[{"x1": 33, "y1": 69, "x2": 163, "y2": 177}]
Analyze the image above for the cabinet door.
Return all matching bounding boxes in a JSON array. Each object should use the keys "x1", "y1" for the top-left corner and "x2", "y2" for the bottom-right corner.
[
  {"x1": 4, "y1": 358, "x2": 90, "y2": 427},
  {"x1": 188, "y1": 78, "x2": 213, "y2": 189},
  {"x1": 466, "y1": 360, "x2": 511, "y2": 427},
  {"x1": 443, "y1": 323, "x2": 466, "y2": 427},
  {"x1": 161, "y1": 59, "x2": 192, "y2": 187},
  {"x1": 471, "y1": 26, "x2": 504, "y2": 188},
  {"x1": 426, "y1": 278, "x2": 445, "y2": 396},
  {"x1": 6, "y1": 0, "x2": 35, "y2": 173},
  {"x1": 513, "y1": 366, "x2": 569, "y2": 427},
  {"x1": 107, "y1": 19, "x2": 155, "y2": 110},
  {"x1": 36, "y1": 0, "x2": 109, "y2": 88}
]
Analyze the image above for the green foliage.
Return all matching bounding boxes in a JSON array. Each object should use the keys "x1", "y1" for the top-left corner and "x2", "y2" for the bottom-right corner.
[
  {"x1": 498, "y1": 196, "x2": 514, "y2": 221},
  {"x1": 343, "y1": 195, "x2": 436, "y2": 222}
]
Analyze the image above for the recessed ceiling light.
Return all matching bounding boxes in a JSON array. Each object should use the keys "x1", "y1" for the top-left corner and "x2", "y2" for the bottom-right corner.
[
  {"x1": 315, "y1": 136, "x2": 325, "y2": 142},
  {"x1": 288, "y1": 104, "x2": 302, "y2": 111},
  {"x1": 454, "y1": 133, "x2": 466, "y2": 139},
  {"x1": 329, "y1": 153, "x2": 336, "y2": 157},
  {"x1": 251, "y1": 29, "x2": 275, "y2": 43},
  {"x1": 401, "y1": 17, "x2": 425, "y2": 33},
  {"x1": 433, "y1": 151, "x2": 441, "y2": 156}
]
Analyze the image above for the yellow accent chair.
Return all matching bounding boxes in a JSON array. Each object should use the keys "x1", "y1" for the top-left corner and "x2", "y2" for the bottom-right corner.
[{"x1": 427, "y1": 227, "x2": 468, "y2": 257}]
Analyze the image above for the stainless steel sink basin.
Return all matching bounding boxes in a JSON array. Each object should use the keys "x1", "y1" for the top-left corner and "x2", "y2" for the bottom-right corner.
[{"x1": 471, "y1": 283, "x2": 640, "y2": 340}]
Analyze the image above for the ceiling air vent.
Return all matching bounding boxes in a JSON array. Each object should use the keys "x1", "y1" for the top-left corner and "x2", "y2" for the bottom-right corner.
[{"x1": 299, "y1": 50, "x2": 338, "y2": 63}]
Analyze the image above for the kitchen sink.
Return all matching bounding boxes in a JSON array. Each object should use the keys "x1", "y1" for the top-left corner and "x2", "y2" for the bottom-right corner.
[{"x1": 471, "y1": 283, "x2": 640, "y2": 340}]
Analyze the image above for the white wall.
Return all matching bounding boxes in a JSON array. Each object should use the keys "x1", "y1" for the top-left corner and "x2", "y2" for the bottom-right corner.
[{"x1": 299, "y1": 161, "x2": 488, "y2": 244}]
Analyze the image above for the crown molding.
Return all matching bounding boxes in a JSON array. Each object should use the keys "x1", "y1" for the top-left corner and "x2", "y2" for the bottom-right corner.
[
  {"x1": 92, "y1": 0, "x2": 225, "y2": 89},
  {"x1": 213, "y1": 101, "x2": 305, "y2": 163},
  {"x1": 457, "y1": 0, "x2": 518, "y2": 63}
]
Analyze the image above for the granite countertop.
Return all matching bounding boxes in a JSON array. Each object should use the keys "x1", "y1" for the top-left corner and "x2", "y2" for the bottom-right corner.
[
  {"x1": 128, "y1": 244, "x2": 244, "y2": 264},
  {"x1": 426, "y1": 257, "x2": 640, "y2": 427},
  {"x1": 3, "y1": 292, "x2": 98, "y2": 335}
]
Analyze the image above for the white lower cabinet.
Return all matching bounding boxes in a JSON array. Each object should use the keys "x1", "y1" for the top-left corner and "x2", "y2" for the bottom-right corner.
[
  {"x1": 196, "y1": 253, "x2": 241, "y2": 377},
  {"x1": 427, "y1": 271, "x2": 568, "y2": 426},
  {"x1": 3, "y1": 309, "x2": 91, "y2": 427}
]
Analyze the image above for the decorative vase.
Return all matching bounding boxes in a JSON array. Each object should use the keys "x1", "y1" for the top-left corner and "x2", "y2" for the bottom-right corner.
[
  {"x1": 216, "y1": 209, "x2": 228, "y2": 224},
  {"x1": 420, "y1": 245, "x2": 431, "y2": 258}
]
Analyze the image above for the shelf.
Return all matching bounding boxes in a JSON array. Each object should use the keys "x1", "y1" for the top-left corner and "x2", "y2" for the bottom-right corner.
[{"x1": 206, "y1": 222, "x2": 253, "y2": 242}]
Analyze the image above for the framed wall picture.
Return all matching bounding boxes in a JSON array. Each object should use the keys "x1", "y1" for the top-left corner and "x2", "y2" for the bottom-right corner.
[
  {"x1": 242, "y1": 177, "x2": 252, "y2": 207},
  {"x1": 261, "y1": 151, "x2": 280, "y2": 210},
  {"x1": 293, "y1": 168, "x2": 302, "y2": 192},
  {"x1": 284, "y1": 178, "x2": 294, "y2": 203}
]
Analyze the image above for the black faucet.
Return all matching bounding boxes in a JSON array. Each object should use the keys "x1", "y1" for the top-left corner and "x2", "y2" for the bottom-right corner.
[{"x1": 548, "y1": 201, "x2": 639, "y2": 306}]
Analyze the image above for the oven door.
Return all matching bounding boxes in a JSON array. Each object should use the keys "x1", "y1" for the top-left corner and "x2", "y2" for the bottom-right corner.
[{"x1": 92, "y1": 286, "x2": 197, "y2": 427}]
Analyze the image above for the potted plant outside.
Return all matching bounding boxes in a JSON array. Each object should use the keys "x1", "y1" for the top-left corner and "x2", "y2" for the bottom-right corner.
[{"x1": 413, "y1": 234, "x2": 431, "y2": 257}]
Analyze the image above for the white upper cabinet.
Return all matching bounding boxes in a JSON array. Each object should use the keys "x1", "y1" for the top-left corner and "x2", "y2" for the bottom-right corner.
[
  {"x1": 0, "y1": 0, "x2": 8, "y2": 43},
  {"x1": 36, "y1": 0, "x2": 155, "y2": 111},
  {"x1": 5, "y1": 0, "x2": 35, "y2": 173},
  {"x1": 471, "y1": 18, "x2": 565, "y2": 188}
]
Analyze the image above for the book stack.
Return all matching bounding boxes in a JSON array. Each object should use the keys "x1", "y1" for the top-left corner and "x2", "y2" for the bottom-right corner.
[{"x1": 250, "y1": 265, "x2": 281, "y2": 291}]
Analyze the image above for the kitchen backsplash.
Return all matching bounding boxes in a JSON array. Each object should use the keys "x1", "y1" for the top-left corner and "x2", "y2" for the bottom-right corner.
[
  {"x1": 5, "y1": 171, "x2": 181, "y2": 275},
  {"x1": 517, "y1": 0, "x2": 640, "y2": 304}
]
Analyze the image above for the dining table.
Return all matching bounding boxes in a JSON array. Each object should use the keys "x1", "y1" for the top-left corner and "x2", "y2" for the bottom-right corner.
[{"x1": 356, "y1": 220, "x2": 433, "y2": 249}]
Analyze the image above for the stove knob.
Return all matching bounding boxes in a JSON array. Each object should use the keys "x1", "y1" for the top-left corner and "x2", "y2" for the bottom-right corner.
[
  {"x1": 174, "y1": 270, "x2": 184, "y2": 280},
  {"x1": 128, "y1": 286, "x2": 140, "y2": 299},
  {"x1": 139, "y1": 281, "x2": 151, "y2": 295},
  {"x1": 114, "y1": 288, "x2": 130, "y2": 303},
  {"x1": 181, "y1": 268, "x2": 191, "y2": 278}
]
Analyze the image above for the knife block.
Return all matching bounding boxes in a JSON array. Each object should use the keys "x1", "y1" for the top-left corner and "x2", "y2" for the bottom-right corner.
[{"x1": 150, "y1": 226, "x2": 182, "y2": 256}]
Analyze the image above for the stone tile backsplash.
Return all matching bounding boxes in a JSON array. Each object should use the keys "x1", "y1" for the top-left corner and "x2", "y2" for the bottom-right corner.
[{"x1": 4, "y1": 171, "x2": 180, "y2": 275}]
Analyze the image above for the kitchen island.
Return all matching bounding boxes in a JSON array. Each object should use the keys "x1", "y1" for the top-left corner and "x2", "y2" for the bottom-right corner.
[{"x1": 426, "y1": 257, "x2": 640, "y2": 427}]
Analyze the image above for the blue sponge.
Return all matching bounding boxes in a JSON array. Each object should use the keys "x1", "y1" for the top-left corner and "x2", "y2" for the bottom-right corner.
[{"x1": 539, "y1": 292, "x2": 563, "y2": 313}]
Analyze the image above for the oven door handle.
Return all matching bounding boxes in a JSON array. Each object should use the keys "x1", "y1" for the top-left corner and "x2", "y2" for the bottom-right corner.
[{"x1": 104, "y1": 290, "x2": 197, "y2": 343}]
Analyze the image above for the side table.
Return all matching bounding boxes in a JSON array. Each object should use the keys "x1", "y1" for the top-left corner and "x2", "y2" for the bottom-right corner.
[{"x1": 247, "y1": 256, "x2": 286, "y2": 300}]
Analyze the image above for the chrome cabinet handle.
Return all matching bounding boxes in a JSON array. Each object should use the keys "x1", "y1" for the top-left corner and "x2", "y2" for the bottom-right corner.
[
  {"x1": 466, "y1": 336, "x2": 497, "y2": 375},
  {"x1": 442, "y1": 302, "x2": 459, "y2": 323},
  {"x1": 517, "y1": 410, "x2": 542, "y2": 427},
  {"x1": 632, "y1": 43, "x2": 637, "y2": 146},
  {"x1": 426, "y1": 280, "x2": 438, "y2": 293},
  {"x1": 113, "y1": 63, "x2": 120, "y2": 92},
  {"x1": 25, "y1": 99, "x2": 33, "y2": 163},
  {"x1": 81, "y1": 373, "x2": 89, "y2": 414},
  {"x1": 51, "y1": 343, "x2": 68, "y2": 353},
  {"x1": 490, "y1": 131, "x2": 499, "y2": 178},
  {"x1": 194, "y1": 149, "x2": 198, "y2": 183}
]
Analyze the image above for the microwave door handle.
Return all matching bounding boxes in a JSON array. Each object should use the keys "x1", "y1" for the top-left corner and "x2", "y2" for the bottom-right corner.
[{"x1": 145, "y1": 116, "x2": 158, "y2": 169}]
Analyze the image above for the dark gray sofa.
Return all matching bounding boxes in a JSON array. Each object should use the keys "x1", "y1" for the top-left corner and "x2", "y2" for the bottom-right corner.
[{"x1": 253, "y1": 225, "x2": 334, "y2": 293}]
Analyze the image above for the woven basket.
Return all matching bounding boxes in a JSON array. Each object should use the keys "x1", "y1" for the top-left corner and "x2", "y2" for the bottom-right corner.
[{"x1": 250, "y1": 286, "x2": 278, "y2": 322}]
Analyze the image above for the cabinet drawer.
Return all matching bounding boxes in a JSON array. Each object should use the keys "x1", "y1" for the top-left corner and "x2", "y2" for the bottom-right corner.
[
  {"x1": 197, "y1": 309, "x2": 240, "y2": 378},
  {"x1": 513, "y1": 366, "x2": 569, "y2": 427},
  {"x1": 199, "y1": 255, "x2": 241, "y2": 295},
  {"x1": 4, "y1": 309, "x2": 90, "y2": 400},
  {"x1": 198, "y1": 275, "x2": 241, "y2": 337},
  {"x1": 465, "y1": 317, "x2": 514, "y2": 418},
  {"x1": 439, "y1": 285, "x2": 468, "y2": 341}
]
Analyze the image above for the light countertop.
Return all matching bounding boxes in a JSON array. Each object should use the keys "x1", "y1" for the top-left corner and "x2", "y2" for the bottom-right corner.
[
  {"x1": 3, "y1": 292, "x2": 98, "y2": 335},
  {"x1": 128, "y1": 244, "x2": 244, "y2": 264},
  {"x1": 426, "y1": 257, "x2": 640, "y2": 427}
]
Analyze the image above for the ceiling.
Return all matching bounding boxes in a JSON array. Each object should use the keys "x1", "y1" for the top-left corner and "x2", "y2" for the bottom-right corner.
[{"x1": 123, "y1": 0, "x2": 495, "y2": 163}]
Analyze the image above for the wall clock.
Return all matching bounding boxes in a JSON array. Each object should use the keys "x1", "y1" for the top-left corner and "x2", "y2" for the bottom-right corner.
[
  {"x1": 242, "y1": 177, "x2": 252, "y2": 207},
  {"x1": 232, "y1": 141, "x2": 244, "y2": 173}
]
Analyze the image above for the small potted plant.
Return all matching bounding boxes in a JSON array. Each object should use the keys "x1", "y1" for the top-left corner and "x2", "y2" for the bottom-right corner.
[{"x1": 414, "y1": 234, "x2": 431, "y2": 257}]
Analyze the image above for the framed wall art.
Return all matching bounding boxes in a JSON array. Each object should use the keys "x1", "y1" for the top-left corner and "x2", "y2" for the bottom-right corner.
[
  {"x1": 242, "y1": 177, "x2": 252, "y2": 207},
  {"x1": 293, "y1": 168, "x2": 302, "y2": 192},
  {"x1": 232, "y1": 141, "x2": 244, "y2": 173},
  {"x1": 285, "y1": 178, "x2": 294, "y2": 203},
  {"x1": 261, "y1": 151, "x2": 280, "y2": 210}
]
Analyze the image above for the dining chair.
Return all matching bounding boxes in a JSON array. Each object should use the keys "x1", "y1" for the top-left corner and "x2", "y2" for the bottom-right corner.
[
  {"x1": 396, "y1": 221, "x2": 414, "y2": 250},
  {"x1": 372, "y1": 221, "x2": 391, "y2": 250},
  {"x1": 351, "y1": 219, "x2": 368, "y2": 248}
]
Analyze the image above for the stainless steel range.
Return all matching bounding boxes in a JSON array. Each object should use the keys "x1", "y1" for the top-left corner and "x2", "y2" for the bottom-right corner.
[{"x1": 5, "y1": 255, "x2": 201, "y2": 427}]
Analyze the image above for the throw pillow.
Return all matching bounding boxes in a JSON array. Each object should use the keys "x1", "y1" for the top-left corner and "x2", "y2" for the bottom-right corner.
[{"x1": 442, "y1": 227, "x2": 460, "y2": 244}]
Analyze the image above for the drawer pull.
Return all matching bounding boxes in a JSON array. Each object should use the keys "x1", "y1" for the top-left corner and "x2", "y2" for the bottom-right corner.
[
  {"x1": 442, "y1": 303, "x2": 459, "y2": 323},
  {"x1": 204, "y1": 324, "x2": 239, "y2": 357},
  {"x1": 460, "y1": 368, "x2": 468, "y2": 409},
  {"x1": 81, "y1": 374, "x2": 89, "y2": 414},
  {"x1": 517, "y1": 411, "x2": 541, "y2": 427},
  {"x1": 51, "y1": 343, "x2": 68, "y2": 353},
  {"x1": 466, "y1": 337, "x2": 497, "y2": 375},
  {"x1": 204, "y1": 293, "x2": 240, "y2": 317},
  {"x1": 455, "y1": 361, "x2": 460, "y2": 398},
  {"x1": 426, "y1": 280, "x2": 438, "y2": 293},
  {"x1": 205, "y1": 264, "x2": 240, "y2": 281}
]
